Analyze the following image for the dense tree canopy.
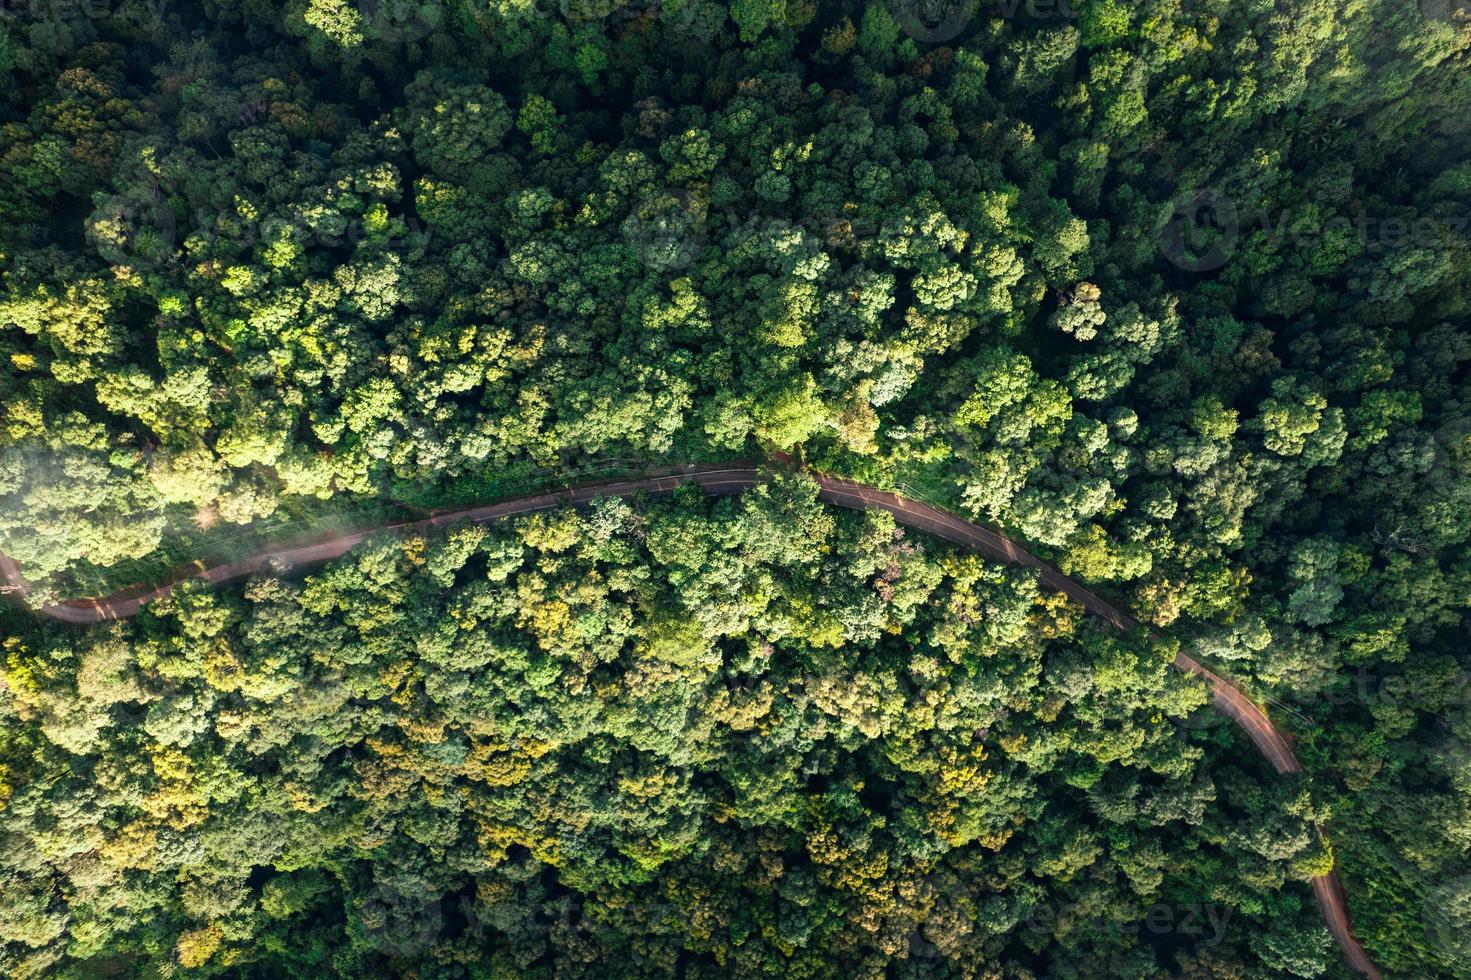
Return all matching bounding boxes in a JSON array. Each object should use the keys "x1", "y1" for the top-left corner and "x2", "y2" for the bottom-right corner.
[
  {"x1": 2, "y1": 484, "x2": 1342, "y2": 977},
  {"x1": 0, "y1": 0, "x2": 1468, "y2": 975}
]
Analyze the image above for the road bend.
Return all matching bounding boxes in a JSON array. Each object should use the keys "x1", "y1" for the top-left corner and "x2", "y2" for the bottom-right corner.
[{"x1": 0, "y1": 463, "x2": 1381, "y2": 977}]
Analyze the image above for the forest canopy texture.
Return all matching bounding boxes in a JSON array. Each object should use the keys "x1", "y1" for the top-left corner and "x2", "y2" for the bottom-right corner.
[{"x1": 0, "y1": 0, "x2": 1469, "y2": 977}]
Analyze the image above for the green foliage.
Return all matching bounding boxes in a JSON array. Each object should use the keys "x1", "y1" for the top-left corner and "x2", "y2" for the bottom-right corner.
[
  {"x1": 0, "y1": 490, "x2": 1330, "y2": 976},
  {"x1": 0, "y1": 0, "x2": 1468, "y2": 974}
]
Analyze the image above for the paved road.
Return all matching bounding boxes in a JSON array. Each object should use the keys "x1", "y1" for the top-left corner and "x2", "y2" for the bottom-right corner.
[{"x1": 0, "y1": 463, "x2": 1381, "y2": 977}]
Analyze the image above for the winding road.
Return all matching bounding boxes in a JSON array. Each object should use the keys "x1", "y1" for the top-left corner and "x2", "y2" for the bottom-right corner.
[{"x1": 0, "y1": 463, "x2": 1381, "y2": 977}]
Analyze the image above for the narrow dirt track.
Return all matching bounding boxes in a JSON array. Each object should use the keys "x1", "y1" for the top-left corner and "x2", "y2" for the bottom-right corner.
[{"x1": 0, "y1": 463, "x2": 1381, "y2": 977}]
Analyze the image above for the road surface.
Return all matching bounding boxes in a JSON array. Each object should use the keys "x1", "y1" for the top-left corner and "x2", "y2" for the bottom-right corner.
[{"x1": 0, "y1": 463, "x2": 1381, "y2": 977}]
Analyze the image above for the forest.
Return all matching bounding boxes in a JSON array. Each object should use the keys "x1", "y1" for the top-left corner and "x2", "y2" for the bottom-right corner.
[{"x1": 0, "y1": 0, "x2": 1469, "y2": 976}]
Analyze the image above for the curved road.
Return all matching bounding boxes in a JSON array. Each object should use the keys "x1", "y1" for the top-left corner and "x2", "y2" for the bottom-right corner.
[{"x1": 0, "y1": 463, "x2": 1381, "y2": 977}]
